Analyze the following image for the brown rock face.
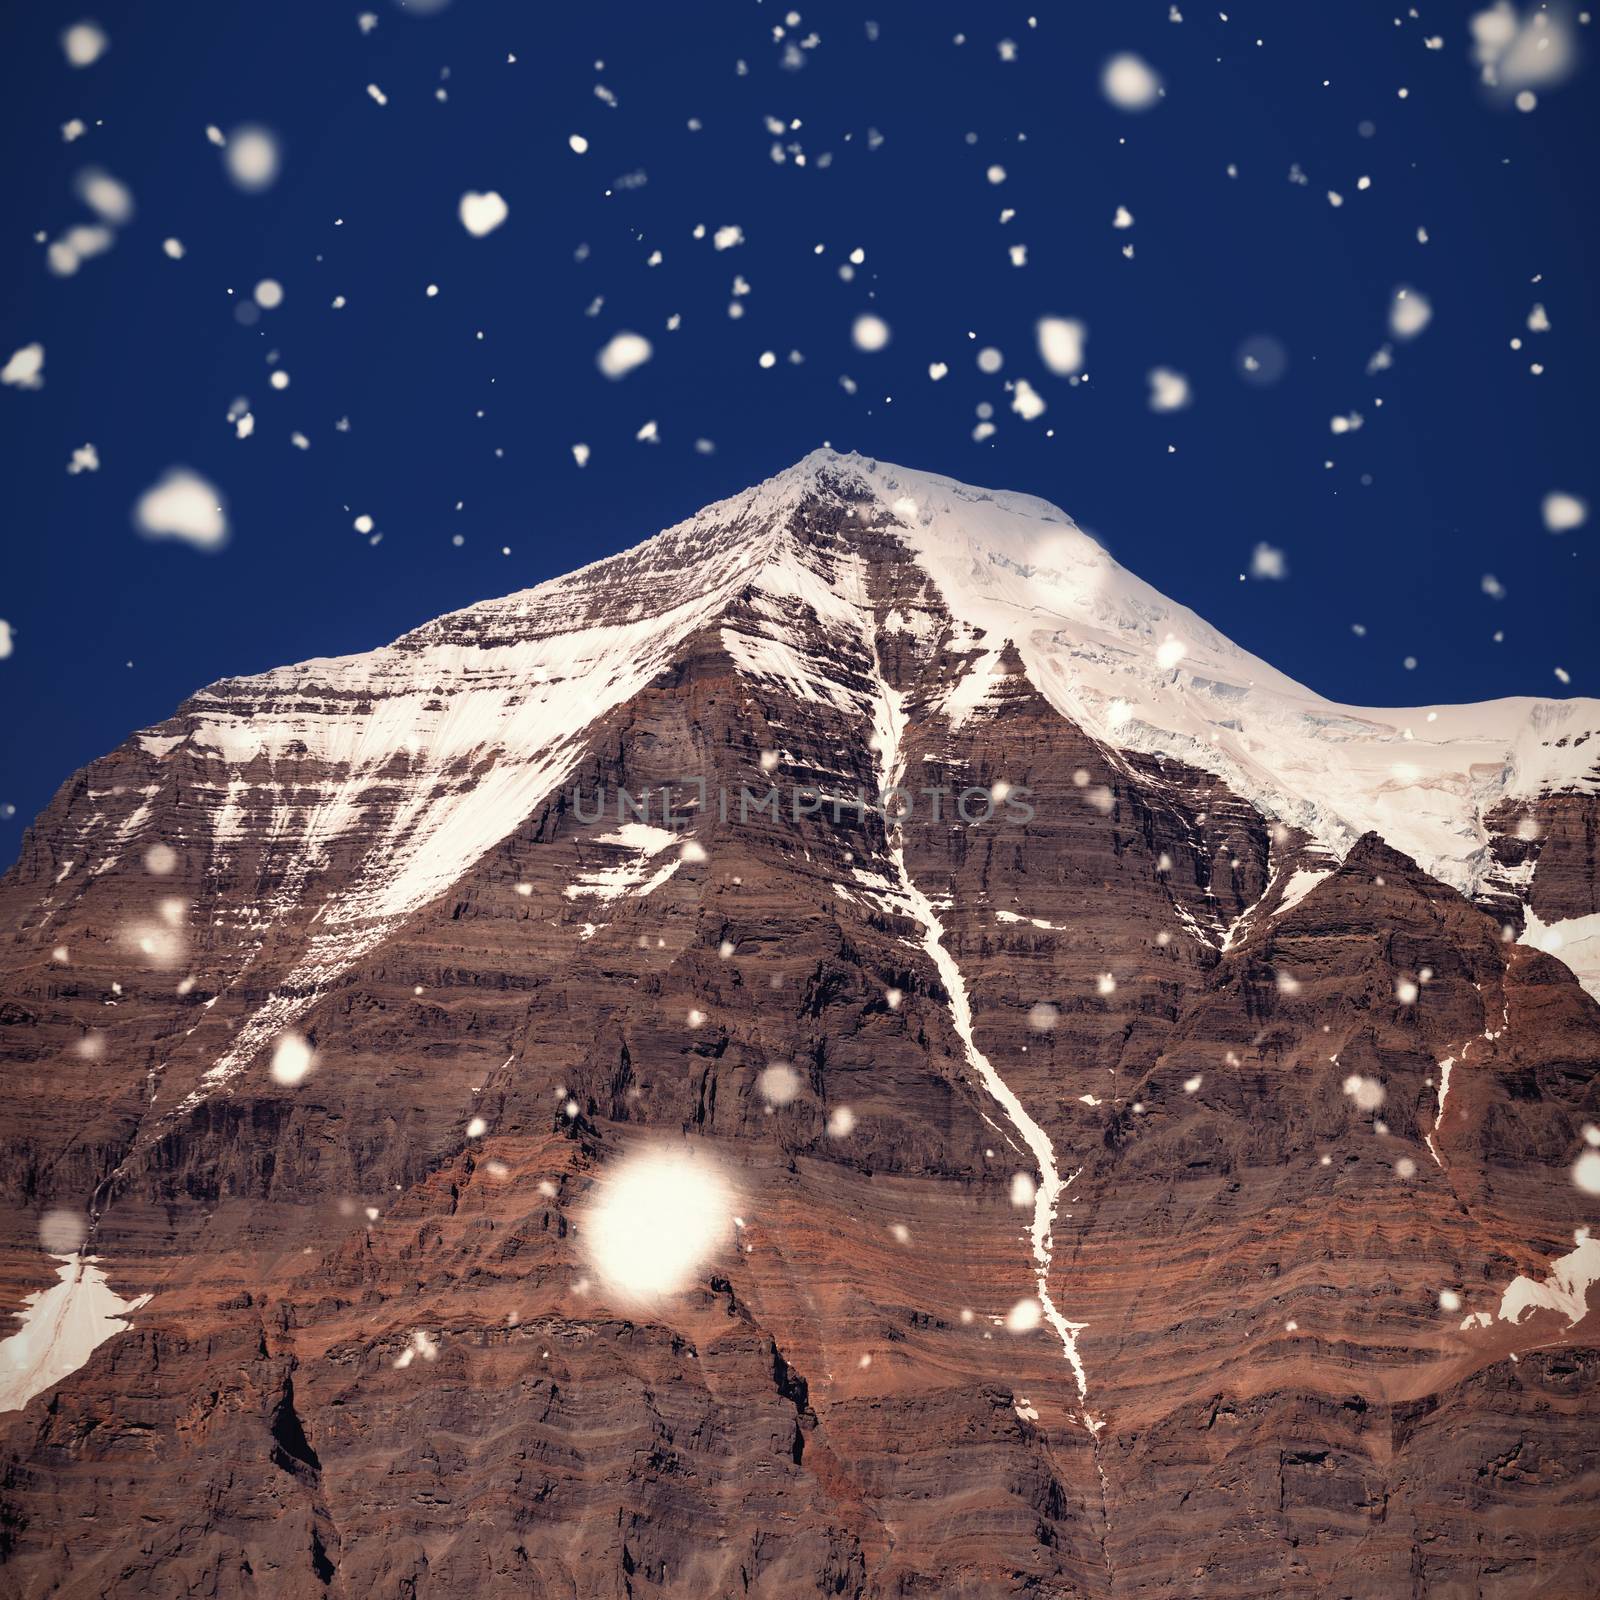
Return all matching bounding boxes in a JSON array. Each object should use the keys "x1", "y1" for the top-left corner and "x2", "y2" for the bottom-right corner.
[{"x1": 2, "y1": 451, "x2": 1598, "y2": 1598}]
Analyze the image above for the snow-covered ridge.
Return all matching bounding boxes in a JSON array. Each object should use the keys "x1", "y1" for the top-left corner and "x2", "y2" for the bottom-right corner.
[{"x1": 764, "y1": 450, "x2": 1597, "y2": 901}]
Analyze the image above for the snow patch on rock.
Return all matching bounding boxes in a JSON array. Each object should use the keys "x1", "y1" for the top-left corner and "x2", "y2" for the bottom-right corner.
[
  {"x1": 1496, "y1": 1230, "x2": 1600, "y2": 1330},
  {"x1": 1520, "y1": 906, "x2": 1600, "y2": 1002},
  {"x1": 0, "y1": 1256, "x2": 150, "y2": 1414}
]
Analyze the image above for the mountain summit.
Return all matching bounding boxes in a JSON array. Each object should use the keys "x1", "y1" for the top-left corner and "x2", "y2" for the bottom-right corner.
[{"x1": 2, "y1": 453, "x2": 1599, "y2": 1597}]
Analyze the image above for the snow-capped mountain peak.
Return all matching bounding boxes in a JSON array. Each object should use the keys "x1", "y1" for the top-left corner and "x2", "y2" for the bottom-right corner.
[{"x1": 30, "y1": 451, "x2": 1600, "y2": 1108}]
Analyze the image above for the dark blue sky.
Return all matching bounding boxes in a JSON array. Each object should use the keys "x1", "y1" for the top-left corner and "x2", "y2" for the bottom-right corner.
[{"x1": 2, "y1": 0, "x2": 1595, "y2": 857}]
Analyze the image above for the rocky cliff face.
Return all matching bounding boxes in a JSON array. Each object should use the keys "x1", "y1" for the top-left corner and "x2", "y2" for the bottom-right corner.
[{"x1": 2, "y1": 451, "x2": 1598, "y2": 1598}]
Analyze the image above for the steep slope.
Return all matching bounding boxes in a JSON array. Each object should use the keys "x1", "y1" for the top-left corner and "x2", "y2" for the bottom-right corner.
[{"x1": 1, "y1": 450, "x2": 1598, "y2": 1598}]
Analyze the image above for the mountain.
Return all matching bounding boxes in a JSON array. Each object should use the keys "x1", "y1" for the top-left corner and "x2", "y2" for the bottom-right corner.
[{"x1": 2, "y1": 449, "x2": 1598, "y2": 1598}]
